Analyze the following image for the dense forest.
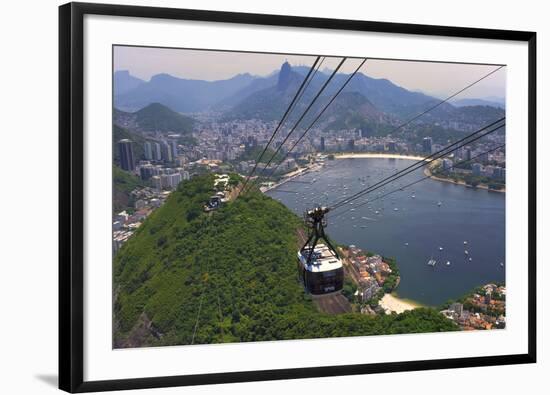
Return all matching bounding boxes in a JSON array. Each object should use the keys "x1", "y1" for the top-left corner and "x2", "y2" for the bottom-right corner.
[{"x1": 113, "y1": 175, "x2": 458, "y2": 348}]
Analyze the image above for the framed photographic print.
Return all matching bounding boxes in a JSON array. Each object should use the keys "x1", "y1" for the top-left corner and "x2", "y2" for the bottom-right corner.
[{"x1": 59, "y1": 2, "x2": 537, "y2": 392}]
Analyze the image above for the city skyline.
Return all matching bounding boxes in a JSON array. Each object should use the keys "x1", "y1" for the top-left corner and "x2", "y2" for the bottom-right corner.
[{"x1": 114, "y1": 45, "x2": 506, "y2": 100}]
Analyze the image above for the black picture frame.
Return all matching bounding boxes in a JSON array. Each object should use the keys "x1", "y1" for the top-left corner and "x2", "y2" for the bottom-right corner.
[{"x1": 59, "y1": 2, "x2": 537, "y2": 392}]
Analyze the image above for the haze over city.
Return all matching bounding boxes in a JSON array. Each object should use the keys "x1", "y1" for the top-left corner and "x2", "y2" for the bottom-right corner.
[
  {"x1": 112, "y1": 44, "x2": 507, "y2": 348},
  {"x1": 114, "y1": 46, "x2": 505, "y2": 100}
]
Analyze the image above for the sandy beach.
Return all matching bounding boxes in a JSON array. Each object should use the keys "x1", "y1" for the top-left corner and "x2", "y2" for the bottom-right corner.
[
  {"x1": 260, "y1": 163, "x2": 323, "y2": 193},
  {"x1": 379, "y1": 293, "x2": 421, "y2": 314}
]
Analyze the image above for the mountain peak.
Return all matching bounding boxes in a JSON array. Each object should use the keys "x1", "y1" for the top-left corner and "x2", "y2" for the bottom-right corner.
[{"x1": 277, "y1": 61, "x2": 293, "y2": 91}]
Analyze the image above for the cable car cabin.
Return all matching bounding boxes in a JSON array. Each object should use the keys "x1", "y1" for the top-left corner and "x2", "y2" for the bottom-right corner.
[
  {"x1": 297, "y1": 244, "x2": 344, "y2": 295},
  {"x1": 204, "y1": 195, "x2": 222, "y2": 212}
]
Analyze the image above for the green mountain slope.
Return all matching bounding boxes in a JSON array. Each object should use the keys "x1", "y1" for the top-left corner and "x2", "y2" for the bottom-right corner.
[
  {"x1": 113, "y1": 175, "x2": 457, "y2": 348},
  {"x1": 113, "y1": 165, "x2": 148, "y2": 214},
  {"x1": 134, "y1": 102, "x2": 195, "y2": 133},
  {"x1": 113, "y1": 124, "x2": 146, "y2": 162},
  {"x1": 114, "y1": 103, "x2": 195, "y2": 134}
]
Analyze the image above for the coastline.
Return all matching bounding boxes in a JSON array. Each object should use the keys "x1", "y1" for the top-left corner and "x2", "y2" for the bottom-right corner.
[
  {"x1": 334, "y1": 152, "x2": 429, "y2": 161},
  {"x1": 423, "y1": 167, "x2": 506, "y2": 193},
  {"x1": 379, "y1": 293, "x2": 423, "y2": 314},
  {"x1": 331, "y1": 153, "x2": 505, "y2": 194},
  {"x1": 260, "y1": 163, "x2": 323, "y2": 193}
]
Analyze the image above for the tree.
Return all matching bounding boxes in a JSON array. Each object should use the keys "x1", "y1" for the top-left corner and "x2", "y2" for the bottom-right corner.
[{"x1": 113, "y1": 175, "x2": 460, "y2": 348}]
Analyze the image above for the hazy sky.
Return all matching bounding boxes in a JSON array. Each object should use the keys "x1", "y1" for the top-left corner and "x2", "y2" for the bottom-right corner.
[{"x1": 114, "y1": 46, "x2": 506, "y2": 100}]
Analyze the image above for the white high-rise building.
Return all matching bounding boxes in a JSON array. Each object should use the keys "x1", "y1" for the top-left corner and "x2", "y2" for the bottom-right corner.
[
  {"x1": 170, "y1": 141, "x2": 178, "y2": 159},
  {"x1": 151, "y1": 175, "x2": 162, "y2": 190},
  {"x1": 152, "y1": 142, "x2": 162, "y2": 161},
  {"x1": 144, "y1": 142, "x2": 153, "y2": 160},
  {"x1": 178, "y1": 168, "x2": 190, "y2": 180},
  {"x1": 472, "y1": 163, "x2": 483, "y2": 176},
  {"x1": 162, "y1": 173, "x2": 182, "y2": 189}
]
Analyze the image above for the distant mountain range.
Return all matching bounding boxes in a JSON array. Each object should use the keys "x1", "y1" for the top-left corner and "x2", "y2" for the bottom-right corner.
[
  {"x1": 451, "y1": 98, "x2": 505, "y2": 109},
  {"x1": 114, "y1": 63, "x2": 505, "y2": 131},
  {"x1": 115, "y1": 71, "x2": 256, "y2": 113}
]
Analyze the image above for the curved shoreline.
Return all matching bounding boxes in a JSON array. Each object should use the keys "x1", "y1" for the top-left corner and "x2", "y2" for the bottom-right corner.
[
  {"x1": 331, "y1": 153, "x2": 505, "y2": 193},
  {"x1": 334, "y1": 152, "x2": 430, "y2": 161},
  {"x1": 423, "y1": 167, "x2": 506, "y2": 193},
  {"x1": 380, "y1": 293, "x2": 423, "y2": 314}
]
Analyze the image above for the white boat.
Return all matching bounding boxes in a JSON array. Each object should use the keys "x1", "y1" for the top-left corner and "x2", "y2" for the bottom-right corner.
[
  {"x1": 427, "y1": 258, "x2": 436, "y2": 267},
  {"x1": 439, "y1": 247, "x2": 444, "y2": 251},
  {"x1": 394, "y1": 207, "x2": 399, "y2": 211},
  {"x1": 464, "y1": 241, "x2": 468, "y2": 245},
  {"x1": 464, "y1": 250, "x2": 469, "y2": 255},
  {"x1": 375, "y1": 210, "x2": 380, "y2": 214},
  {"x1": 500, "y1": 262, "x2": 504, "y2": 267},
  {"x1": 437, "y1": 201, "x2": 442, "y2": 207},
  {"x1": 468, "y1": 257, "x2": 473, "y2": 262},
  {"x1": 405, "y1": 242, "x2": 409, "y2": 246},
  {"x1": 411, "y1": 194, "x2": 416, "y2": 198},
  {"x1": 446, "y1": 261, "x2": 451, "y2": 266}
]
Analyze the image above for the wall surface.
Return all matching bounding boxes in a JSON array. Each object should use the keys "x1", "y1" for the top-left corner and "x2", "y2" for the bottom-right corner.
[{"x1": 0, "y1": 0, "x2": 546, "y2": 394}]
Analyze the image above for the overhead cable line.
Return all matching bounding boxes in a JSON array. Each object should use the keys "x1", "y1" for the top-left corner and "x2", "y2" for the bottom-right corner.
[
  {"x1": 251, "y1": 63, "x2": 501, "y2": 196},
  {"x1": 292, "y1": 57, "x2": 326, "y2": 114},
  {"x1": 329, "y1": 119, "x2": 505, "y2": 210},
  {"x1": 321, "y1": 64, "x2": 504, "y2": 207},
  {"x1": 262, "y1": 58, "x2": 368, "y2": 182},
  {"x1": 331, "y1": 117, "x2": 506, "y2": 208},
  {"x1": 329, "y1": 117, "x2": 505, "y2": 210},
  {"x1": 237, "y1": 56, "x2": 321, "y2": 197},
  {"x1": 242, "y1": 57, "x2": 349, "y2": 194},
  {"x1": 382, "y1": 65, "x2": 504, "y2": 138},
  {"x1": 329, "y1": 143, "x2": 506, "y2": 220}
]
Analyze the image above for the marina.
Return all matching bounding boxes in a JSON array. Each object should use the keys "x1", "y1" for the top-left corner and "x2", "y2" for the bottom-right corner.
[{"x1": 268, "y1": 157, "x2": 505, "y2": 306}]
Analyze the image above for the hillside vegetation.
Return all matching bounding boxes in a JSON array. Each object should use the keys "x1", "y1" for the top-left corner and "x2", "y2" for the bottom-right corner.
[
  {"x1": 113, "y1": 165, "x2": 148, "y2": 214},
  {"x1": 114, "y1": 175, "x2": 457, "y2": 348},
  {"x1": 135, "y1": 102, "x2": 194, "y2": 133}
]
